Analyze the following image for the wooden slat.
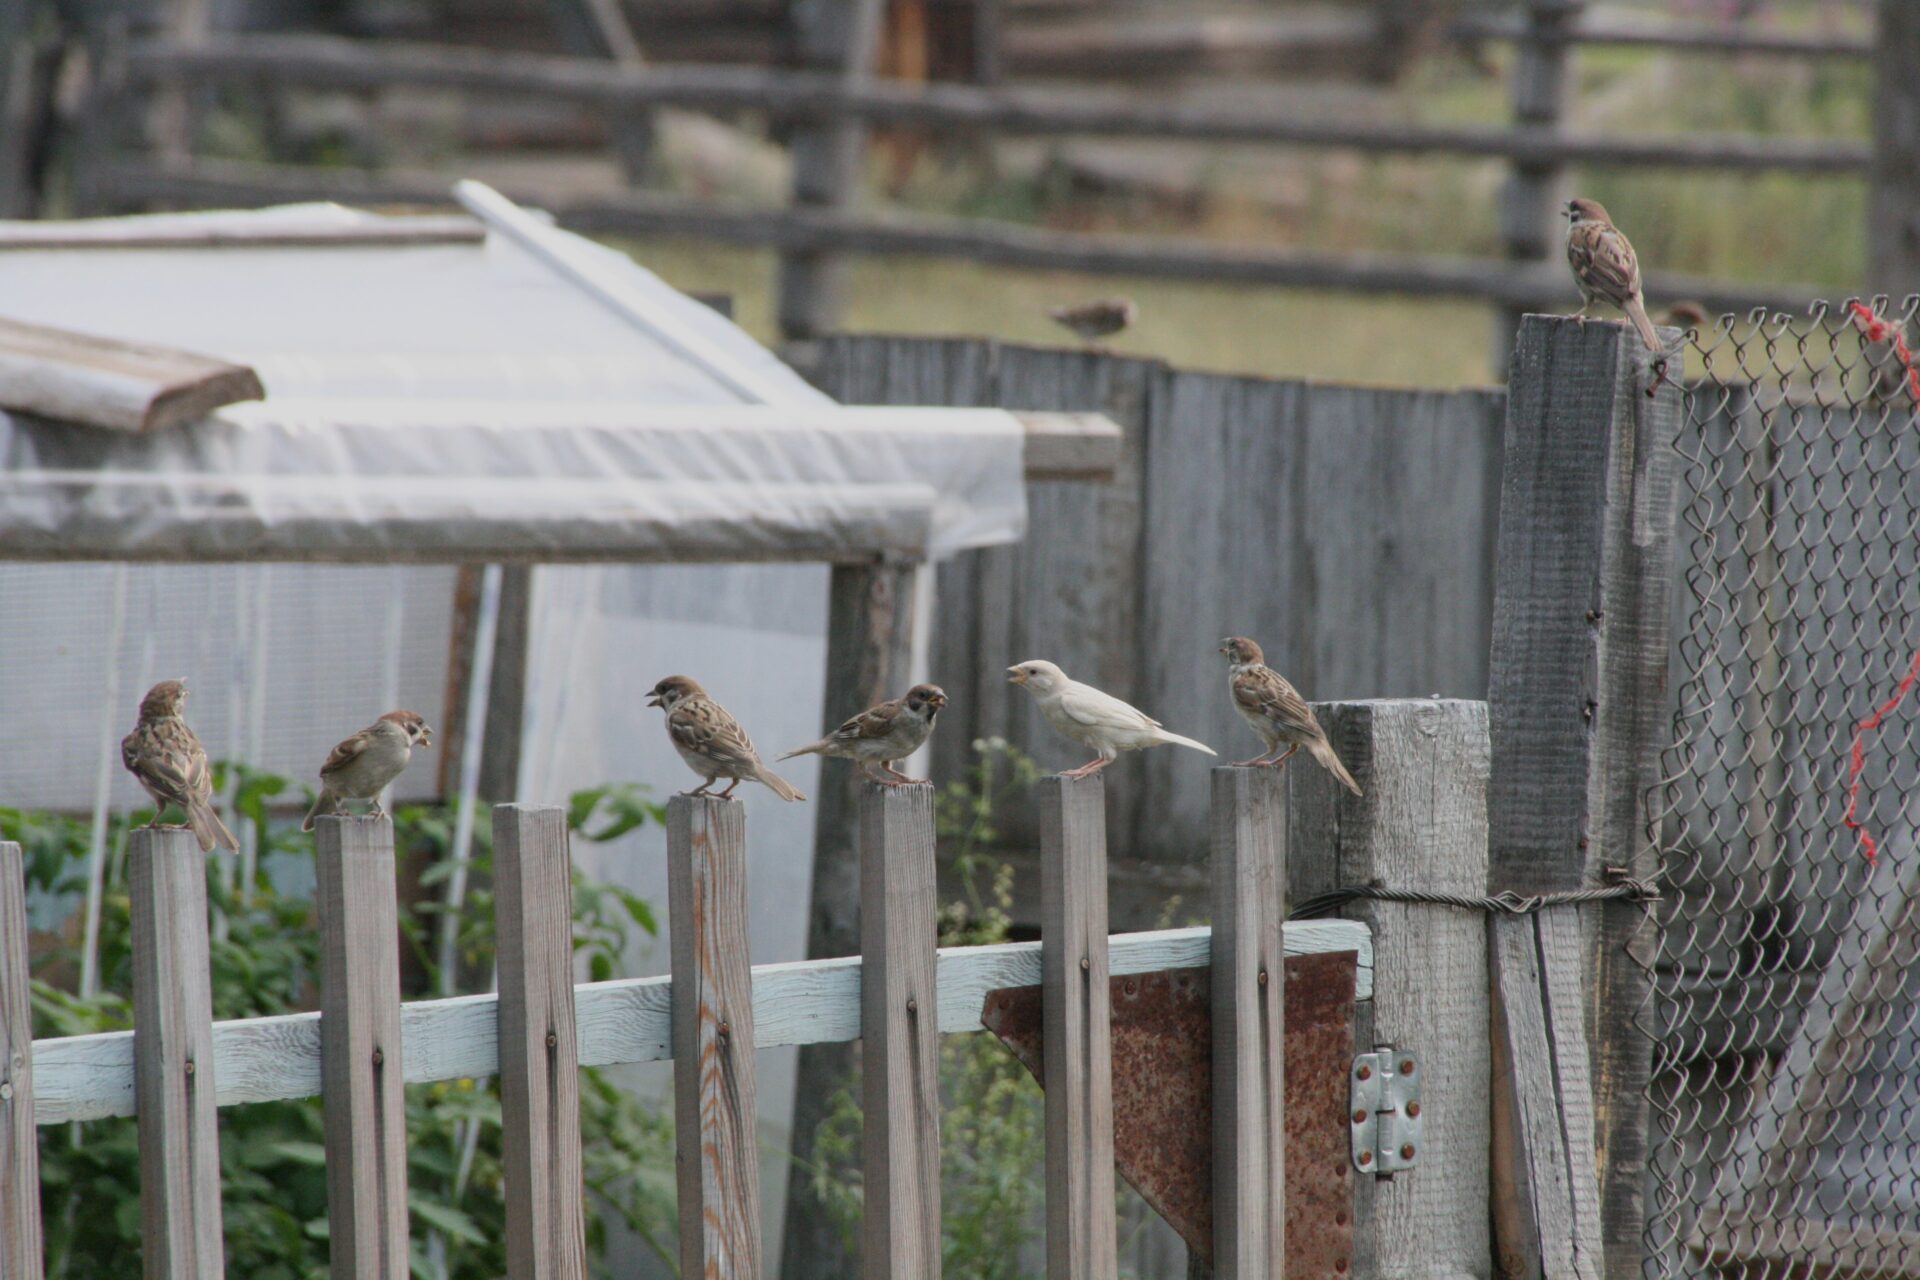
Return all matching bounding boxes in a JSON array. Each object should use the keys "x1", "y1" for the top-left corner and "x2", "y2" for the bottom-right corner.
[
  {"x1": 668, "y1": 795, "x2": 760, "y2": 1279},
  {"x1": 494, "y1": 806, "x2": 587, "y2": 1279},
  {"x1": 1013, "y1": 410, "x2": 1123, "y2": 481},
  {"x1": 129, "y1": 827, "x2": 226, "y2": 1279},
  {"x1": 1485, "y1": 314, "x2": 1684, "y2": 1280},
  {"x1": 0, "y1": 317, "x2": 264, "y2": 433},
  {"x1": 1038, "y1": 774, "x2": 1117, "y2": 1279},
  {"x1": 1494, "y1": 1, "x2": 1574, "y2": 367},
  {"x1": 315, "y1": 817, "x2": 410, "y2": 1280},
  {"x1": 1869, "y1": 0, "x2": 1920, "y2": 302},
  {"x1": 1283, "y1": 700, "x2": 1493, "y2": 1279},
  {"x1": 0, "y1": 842, "x2": 43, "y2": 1280},
  {"x1": 858, "y1": 782, "x2": 942, "y2": 1279},
  {"x1": 0, "y1": 216, "x2": 484, "y2": 248},
  {"x1": 1453, "y1": 8, "x2": 1872, "y2": 57},
  {"x1": 31, "y1": 920, "x2": 1373, "y2": 1124},
  {"x1": 1207, "y1": 769, "x2": 1285, "y2": 1279}
]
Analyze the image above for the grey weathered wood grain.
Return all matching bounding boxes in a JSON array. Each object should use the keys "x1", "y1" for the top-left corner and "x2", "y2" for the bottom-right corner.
[
  {"x1": 859, "y1": 783, "x2": 941, "y2": 1279},
  {"x1": 1208, "y1": 769, "x2": 1285, "y2": 1279},
  {"x1": 783, "y1": 555, "x2": 919, "y2": 1280},
  {"x1": 1870, "y1": 0, "x2": 1920, "y2": 304},
  {"x1": 0, "y1": 842, "x2": 42, "y2": 1280},
  {"x1": 494, "y1": 806, "x2": 587, "y2": 1279},
  {"x1": 0, "y1": 316, "x2": 264, "y2": 433},
  {"x1": 1038, "y1": 774, "x2": 1118, "y2": 1279},
  {"x1": 1488, "y1": 314, "x2": 1682, "y2": 1280},
  {"x1": 315, "y1": 817, "x2": 410, "y2": 1280},
  {"x1": 130, "y1": 827, "x2": 225, "y2": 1279},
  {"x1": 1495, "y1": 0, "x2": 1577, "y2": 369},
  {"x1": 1282, "y1": 700, "x2": 1492, "y2": 1279},
  {"x1": 669, "y1": 795, "x2": 760, "y2": 1279},
  {"x1": 33, "y1": 920, "x2": 1372, "y2": 1122}
]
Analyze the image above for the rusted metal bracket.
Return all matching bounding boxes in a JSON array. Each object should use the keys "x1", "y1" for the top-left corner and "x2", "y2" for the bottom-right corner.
[{"x1": 1350, "y1": 1046, "x2": 1423, "y2": 1175}]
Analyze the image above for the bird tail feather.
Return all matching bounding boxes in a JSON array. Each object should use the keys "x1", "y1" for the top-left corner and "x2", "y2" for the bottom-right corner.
[
  {"x1": 190, "y1": 798, "x2": 240, "y2": 851},
  {"x1": 755, "y1": 765, "x2": 808, "y2": 802},
  {"x1": 302, "y1": 790, "x2": 330, "y2": 833},
  {"x1": 1155, "y1": 729, "x2": 1217, "y2": 757},
  {"x1": 1309, "y1": 737, "x2": 1364, "y2": 797},
  {"x1": 776, "y1": 740, "x2": 827, "y2": 762},
  {"x1": 1624, "y1": 296, "x2": 1664, "y2": 356}
]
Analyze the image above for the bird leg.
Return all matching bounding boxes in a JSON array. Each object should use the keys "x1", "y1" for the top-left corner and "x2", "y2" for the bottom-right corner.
[
  {"x1": 859, "y1": 761, "x2": 905, "y2": 788},
  {"x1": 717, "y1": 777, "x2": 742, "y2": 798},
  {"x1": 1232, "y1": 749, "x2": 1273, "y2": 767},
  {"x1": 1061, "y1": 756, "x2": 1114, "y2": 780},
  {"x1": 1266, "y1": 744, "x2": 1301, "y2": 769},
  {"x1": 880, "y1": 761, "x2": 928, "y2": 786},
  {"x1": 686, "y1": 779, "x2": 716, "y2": 797}
]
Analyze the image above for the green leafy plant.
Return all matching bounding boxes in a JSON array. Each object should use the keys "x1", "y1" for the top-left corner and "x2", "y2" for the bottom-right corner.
[{"x1": 6, "y1": 770, "x2": 676, "y2": 1280}]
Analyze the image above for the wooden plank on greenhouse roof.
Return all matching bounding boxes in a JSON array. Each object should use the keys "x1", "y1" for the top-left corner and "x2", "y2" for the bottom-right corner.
[{"x1": 0, "y1": 318, "x2": 263, "y2": 433}]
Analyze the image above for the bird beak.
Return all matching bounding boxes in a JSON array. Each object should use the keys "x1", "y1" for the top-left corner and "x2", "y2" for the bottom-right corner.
[
  {"x1": 931, "y1": 693, "x2": 948, "y2": 707},
  {"x1": 1006, "y1": 667, "x2": 1027, "y2": 685},
  {"x1": 420, "y1": 726, "x2": 435, "y2": 747},
  {"x1": 646, "y1": 694, "x2": 662, "y2": 708}
]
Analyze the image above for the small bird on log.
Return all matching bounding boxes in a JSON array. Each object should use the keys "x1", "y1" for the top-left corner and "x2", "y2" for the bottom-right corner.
[
  {"x1": 1218, "y1": 637, "x2": 1362, "y2": 794},
  {"x1": 121, "y1": 678, "x2": 238, "y2": 852},
  {"x1": 649, "y1": 675, "x2": 806, "y2": 801},
  {"x1": 1047, "y1": 297, "x2": 1137, "y2": 346},
  {"x1": 303, "y1": 711, "x2": 434, "y2": 830},
  {"x1": 779, "y1": 684, "x2": 947, "y2": 787},
  {"x1": 1563, "y1": 197, "x2": 1664, "y2": 354},
  {"x1": 1008, "y1": 659, "x2": 1214, "y2": 779}
]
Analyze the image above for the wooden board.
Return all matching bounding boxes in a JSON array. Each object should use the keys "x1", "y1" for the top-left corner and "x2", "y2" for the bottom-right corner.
[
  {"x1": 0, "y1": 317, "x2": 263, "y2": 433},
  {"x1": 0, "y1": 842, "x2": 42, "y2": 1280}
]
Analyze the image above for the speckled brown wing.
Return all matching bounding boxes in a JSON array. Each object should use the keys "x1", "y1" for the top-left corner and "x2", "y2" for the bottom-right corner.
[
  {"x1": 1567, "y1": 220, "x2": 1642, "y2": 309},
  {"x1": 668, "y1": 696, "x2": 766, "y2": 775},
  {"x1": 832, "y1": 698, "x2": 908, "y2": 743},
  {"x1": 318, "y1": 726, "x2": 380, "y2": 783},
  {"x1": 1231, "y1": 665, "x2": 1320, "y2": 741}
]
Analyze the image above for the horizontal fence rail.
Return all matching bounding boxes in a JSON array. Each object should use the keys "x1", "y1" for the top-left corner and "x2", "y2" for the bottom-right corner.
[{"x1": 27, "y1": 920, "x2": 1371, "y2": 1126}]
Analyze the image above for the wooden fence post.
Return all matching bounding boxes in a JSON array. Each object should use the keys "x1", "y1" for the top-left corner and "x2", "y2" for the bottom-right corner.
[
  {"x1": 1208, "y1": 770, "x2": 1286, "y2": 1280},
  {"x1": 783, "y1": 557, "x2": 917, "y2": 1280},
  {"x1": 1284, "y1": 699, "x2": 1493, "y2": 1280},
  {"x1": 1038, "y1": 773, "x2": 1117, "y2": 1280},
  {"x1": 777, "y1": 0, "x2": 886, "y2": 338},
  {"x1": 669, "y1": 795, "x2": 760, "y2": 1278},
  {"x1": 315, "y1": 817, "x2": 410, "y2": 1280},
  {"x1": 130, "y1": 827, "x2": 225, "y2": 1280},
  {"x1": 495, "y1": 805, "x2": 588, "y2": 1279},
  {"x1": 1870, "y1": 0, "x2": 1920, "y2": 306},
  {"x1": 1496, "y1": 0, "x2": 1581, "y2": 372},
  {"x1": 1486, "y1": 314, "x2": 1683, "y2": 1280},
  {"x1": 0, "y1": 842, "x2": 43, "y2": 1280},
  {"x1": 859, "y1": 782, "x2": 941, "y2": 1278}
]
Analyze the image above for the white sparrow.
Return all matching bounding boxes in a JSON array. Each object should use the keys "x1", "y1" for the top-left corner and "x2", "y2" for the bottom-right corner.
[
  {"x1": 1564, "y1": 197, "x2": 1662, "y2": 353},
  {"x1": 778, "y1": 683, "x2": 948, "y2": 787},
  {"x1": 1219, "y1": 637, "x2": 1361, "y2": 795},
  {"x1": 303, "y1": 710, "x2": 434, "y2": 831},
  {"x1": 1006, "y1": 659, "x2": 1214, "y2": 779},
  {"x1": 121, "y1": 678, "x2": 239, "y2": 852},
  {"x1": 1047, "y1": 297, "x2": 1136, "y2": 345},
  {"x1": 647, "y1": 675, "x2": 806, "y2": 801}
]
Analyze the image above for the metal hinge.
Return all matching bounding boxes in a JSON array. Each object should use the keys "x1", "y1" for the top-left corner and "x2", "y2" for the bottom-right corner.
[{"x1": 1350, "y1": 1046, "x2": 1423, "y2": 1174}]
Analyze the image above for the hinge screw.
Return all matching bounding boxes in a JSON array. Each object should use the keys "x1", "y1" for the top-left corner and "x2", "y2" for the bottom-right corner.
[
  {"x1": 1406, "y1": 1101, "x2": 1421, "y2": 1118},
  {"x1": 1356, "y1": 1064, "x2": 1372, "y2": 1081},
  {"x1": 371, "y1": 1048, "x2": 384, "y2": 1067},
  {"x1": 1401, "y1": 1144, "x2": 1417, "y2": 1160},
  {"x1": 1358, "y1": 1150, "x2": 1373, "y2": 1166},
  {"x1": 1352, "y1": 1108, "x2": 1368, "y2": 1124},
  {"x1": 1400, "y1": 1059, "x2": 1415, "y2": 1075},
  {"x1": 546, "y1": 1032, "x2": 558, "y2": 1049},
  {"x1": 1257, "y1": 969, "x2": 1268, "y2": 987},
  {"x1": 184, "y1": 1060, "x2": 196, "y2": 1076},
  {"x1": 906, "y1": 997, "x2": 918, "y2": 1014}
]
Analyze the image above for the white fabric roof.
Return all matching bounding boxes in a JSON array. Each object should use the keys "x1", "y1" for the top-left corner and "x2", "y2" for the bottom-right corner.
[{"x1": 0, "y1": 189, "x2": 1026, "y2": 561}]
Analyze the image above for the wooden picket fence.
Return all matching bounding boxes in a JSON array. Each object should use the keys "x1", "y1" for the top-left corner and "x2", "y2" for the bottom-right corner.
[{"x1": 0, "y1": 770, "x2": 1377, "y2": 1279}]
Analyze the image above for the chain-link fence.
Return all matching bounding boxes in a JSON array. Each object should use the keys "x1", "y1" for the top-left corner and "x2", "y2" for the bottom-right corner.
[{"x1": 1646, "y1": 296, "x2": 1920, "y2": 1278}]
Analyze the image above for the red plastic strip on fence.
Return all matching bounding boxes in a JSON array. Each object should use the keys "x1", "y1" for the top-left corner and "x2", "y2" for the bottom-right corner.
[
  {"x1": 1846, "y1": 301, "x2": 1920, "y2": 403},
  {"x1": 1843, "y1": 644, "x2": 1920, "y2": 865}
]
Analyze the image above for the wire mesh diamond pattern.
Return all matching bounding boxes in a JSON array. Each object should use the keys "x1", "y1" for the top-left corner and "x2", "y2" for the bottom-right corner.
[{"x1": 1645, "y1": 295, "x2": 1920, "y2": 1279}]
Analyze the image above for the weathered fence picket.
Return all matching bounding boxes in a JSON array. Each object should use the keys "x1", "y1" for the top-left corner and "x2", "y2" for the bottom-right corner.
[
  {"x1": 1039, "y1": 774, "x2": 1119, "y2": 1279},
  {"x1": 129, "y1": 826, "x2": 226, "y2": 1280},
  {"x1": 1207, "y1": 769, "x2": 1286, "y2": 1279},
  {"x1": 315, "y1": 816, "x2": 410, "y2": 1279},
  {"x1": 495, "y1": 805, "x2": 588, "y2": 1279},
  {"x1": 0, "y1": 842, "x2": 42, "y2": 1280},
  {"x1": 668, "y1": 794, "x2": 761, "y2": 1278},
  {"x1": 858, "y1": 781, "x2": 942, "y2": 1278}
]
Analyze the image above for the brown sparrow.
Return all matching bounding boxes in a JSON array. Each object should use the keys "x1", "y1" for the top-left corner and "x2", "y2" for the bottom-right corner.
[
  {"x1": 121, "y1": 678, "x2": 239, "y2": 852},
  {"x1": 1660, "y1": 300, "x2": 1711, "y2": 334},
  {"x1": 303, "y1": 710, "x2": 434, "y2": 831},
  {"x1": 647, "y1": 675, "x2": 806, "y2": 801},
  {"x1": 1007, "y1": 659, "x2": 1214, "y2": 779},
  {"x1": 1218, "y1": 637, "x2": 1361, "y2": 795},
  {"x1": 779, "y1": 684, "x2": 947, "y2": 787},
  {"x1": 1047, "y1": 297, "x2": 1136, "y2": 345},
  {"x1": 1563, "y1": 197, "x2": 1663, "y2": 354}
]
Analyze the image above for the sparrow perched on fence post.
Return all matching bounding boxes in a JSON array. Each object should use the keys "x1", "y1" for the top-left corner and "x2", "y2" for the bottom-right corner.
[
  {"x1": 778, "y1": 683, "x2": 947, "y2": 786},
  {"x1": 121, "y1": 678, "x2": 239, "y2": 852},
  {"x1": 1218, "y1": 637, "x2": 1362, "y2": 795},
  {"x1": 1046, "y1": 297, "x2": 1137, "y2": 346},
  {"x1": 1007, "y1": 659, "x2": 1214, "y2": 779},
  {"x1": 1563, "y1": 197, "x2": 1664, "y2": 355},
  {"x1": 648, "y1": 675, "x2": 806, "y2": 801},
  {"x1": 302, "y1": 711, "x2": 434, "y2": 830}
]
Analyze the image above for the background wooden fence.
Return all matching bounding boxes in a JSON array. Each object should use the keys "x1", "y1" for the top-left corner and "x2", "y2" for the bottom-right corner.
[{"x1": 1, "y1": 0, "x2": 1903, "y2": 353}]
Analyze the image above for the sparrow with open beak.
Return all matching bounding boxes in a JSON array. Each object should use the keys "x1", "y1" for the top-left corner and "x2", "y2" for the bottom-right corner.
[
  {"x1": 649, "y1": 675, "x2": 806, "y2": 801},
  {"x1": 779, "y1": 684, "x2": 947, "y2": 786},
  {"x1": 303, "y1": 711, "x2": 434, "y2": 830},
  {"x1": 1008, "y1": 659, "x2": 1214, "y2": 779}
]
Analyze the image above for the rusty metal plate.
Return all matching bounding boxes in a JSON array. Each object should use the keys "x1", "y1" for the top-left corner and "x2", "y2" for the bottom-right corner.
[{"x1": 980, "y1": 948, "x2": 1360, "y2": 1277}]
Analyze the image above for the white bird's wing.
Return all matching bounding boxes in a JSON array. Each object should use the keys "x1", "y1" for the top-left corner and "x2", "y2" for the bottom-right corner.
[{"x1": 1056, "y1": 681, "x2": 1159, "y2": 732}]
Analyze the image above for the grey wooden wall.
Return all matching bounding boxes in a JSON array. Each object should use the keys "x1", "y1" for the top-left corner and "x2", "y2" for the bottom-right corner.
[{"x1": 810, "y1": 336, "x2": 1506, "y2": 865}]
